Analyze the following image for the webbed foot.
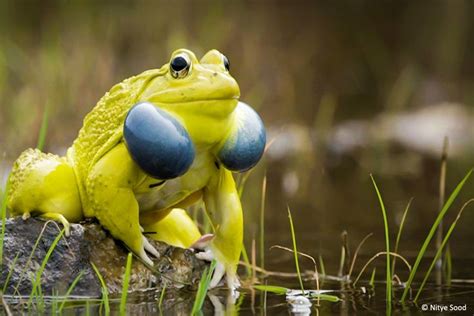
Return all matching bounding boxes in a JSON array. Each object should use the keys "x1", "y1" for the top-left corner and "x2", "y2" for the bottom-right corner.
[{"x1": 195, "y1": 247, "x2": 241, "y2": 290}]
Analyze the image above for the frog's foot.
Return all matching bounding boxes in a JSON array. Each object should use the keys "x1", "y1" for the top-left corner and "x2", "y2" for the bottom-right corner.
[
  {"x1": 138, "y1": 247, "x2": 154, "y2": 267},
  {"x1": 143, "y1": 235, "x2": 160, "y2": 259},
  {"x1": 21, "y1": 212, "x2": 31, "y2": 220},
  {"x1": 40, "y1": 212, "x2": 71, "y2": 236},
  {"x1": 135, "y1": 235, "x2": 161, "y2": 267},
  {"x1": 195, "y1": 248, "x2": 240, "y2": 290}
]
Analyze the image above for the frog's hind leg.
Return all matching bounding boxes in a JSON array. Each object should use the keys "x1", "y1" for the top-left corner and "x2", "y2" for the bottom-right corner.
[
  {"x1": 7, "y1": 149, "x2": 83, "y2": 235},
  {"x1": 142, "y1": 208, "x2": 202, "y2": 249}
]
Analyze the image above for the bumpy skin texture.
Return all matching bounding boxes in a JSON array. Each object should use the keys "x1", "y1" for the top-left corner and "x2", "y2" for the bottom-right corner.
[{"x1": 7, "y1": 49, "x2": 265, "y2": 289}]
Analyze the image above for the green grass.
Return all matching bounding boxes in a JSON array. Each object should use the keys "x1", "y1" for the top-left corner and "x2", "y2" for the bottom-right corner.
[
  {"x1": 443, "y1": 245, "x2": 452, "y2": 286},
  {"x1": 91, "y1": 262, "x2": 110, "y2": 315},
  {"x1": 260, "y1": 174, "x2": 267, "y2": 270},
  {"x1": 58, "y1": 270, "x2": 85, "y2": 313},
  {"x1": 318, "y1": 255, "x2": 326, "y2": 276},
  {"x1": 2, "y1": 251, "x2": 20, "y2": 293},
  {"x1": 191, "y1": 259, "x2": 217, "y2": 315},
  {"x1": 370, "y1": 175, "x2": 392, "y2": 309},
  {"x1": 36, "y1": 105, "x2": 49, "y2": 151},
  {"x1": 369, "y1": 267, "x2": 376, "y2": 287},
  {"x1": 253, "y1": 284, "x2": 287, "y2": 294},
  {"x1": 287, "y1": 206, "x2": 305, "y2": 294},
  {"x1": 413, "y1": 199, "x2": 474, "y2": 302},
  {"x1": 158, "y1": 284, "x2": 167, "y2": 310},
  {"x1": 120, "y1": 252, "x2": 133, "y2": 315},
  {"x1": 400, "y1": 169, "x2": 472, "y2": 302},
  {"x1": 28, "y1": 228, "x2": 65, "y2": 307},
  {"x1": 391, "y1": 198, "x2": 412, "y2": 280},
  {"x1": 13, "y1": 221, "x2": 60, "y2": 295},
  {"x1": 240, "y1": 245, "x2": 252, "y2": 277},
  {"x1": 0, "y1": 181, "x2": 9, "y2": 267},
  {"x1": 253, "y1": 284, "x2": 340, "y2": 302}
]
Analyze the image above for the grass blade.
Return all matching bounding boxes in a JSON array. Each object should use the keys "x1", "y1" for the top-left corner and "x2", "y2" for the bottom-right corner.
[
  {"x1": 253, "y1": 284, "x2": 287, "y2": 295},
  {"x1": 158, "y1": 283, "x2": 167, "y2": 310},
  {"x1": 191, "y1": 259, "x2": 217, "y2": 315},
  {"x1": 120, "y1": 252, "x2": 133, "y2": 315},
  {"x1": 308, "y1": 293, "x2": 341, "y2": 302},
  {"x1": 91, "y1": 262, "x2": 110, "y2": 315},
  {"x1": 58, "y1": 270, "x2": 85, "y2": 313},
  {"x1": 391, "y1": 198, "x2": 412, "y2": 279},
  {"x1": 260, "y1": 174, "x2": 266, "y2": 270},
  {"x1": 36, "y1": 104, "x2": 49, "y2": 151},
  {"x1": 369, "y1": 267, "x2": 376, "y2": 287},
  {"x1": 318, "y1": 255, "x2": 326, "y2": 276},
  {"x1": 400, "y1": 169, "x2": 472, "y2": 302},
  {"x1": 241, "y1": 245, "x2": 251, "y2": 277},
  {"x1": 2, "y1": 251, "x2": 20, "y2": 293},
  {"x1": 287, "y1": 206, "x2": 304, "y2": 294},
  {"x1": 413, "y1": 199, "x2": 474, "y2": 302},
  {"x1": 443, "y1": 245, "x2": 452, "y2": 286},
  {"x1": 370, "y1": 175, "x2": 391, "y2": 308},
  {"x1": 0, "y1": 181, "x2": 9, "y2": 267},
  {"x1": 28, "y1": 228, "x2": 65, "y2": 306}
]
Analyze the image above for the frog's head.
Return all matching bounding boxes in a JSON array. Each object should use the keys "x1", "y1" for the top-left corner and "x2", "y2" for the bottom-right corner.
[
  {"x1": 141, "y1": 49, "x2": 240, "y2": 121},
  {"x1": 125, "y1": 49, "x2": 265, "y2": 180}
]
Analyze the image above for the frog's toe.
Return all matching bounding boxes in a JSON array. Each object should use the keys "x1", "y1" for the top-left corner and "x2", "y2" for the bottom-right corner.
[
  {"x1": 63, "y1": 222, "x2": 71, "y2": 237},
  {"x1": 143, "y1": 235, "x2": 160, "y2": 259},
  {"x1": 209, "y1": 262, "x2": 226, "y2": 288},
  {"x1": 138, "y1": 246, "x2": 154, "y2": 266},
  {"x1": 195, "y1": 249, "x2": 215, "y2": 262},
  {"x1": 22, "y1": 212, "x2": 31, "y2": 220},
  {"x1": 226, "y1": 273, "x2": 241, "y2": 291}
]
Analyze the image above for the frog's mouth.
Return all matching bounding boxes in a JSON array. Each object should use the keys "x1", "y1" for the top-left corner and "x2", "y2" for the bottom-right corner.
[{"x1": 149, "y1": 97, "x2": 240, "y2": 119}]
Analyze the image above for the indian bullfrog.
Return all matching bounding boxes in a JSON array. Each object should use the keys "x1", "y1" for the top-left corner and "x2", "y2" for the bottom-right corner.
[{"x1": 6, "y1": 49, "x2": 266, "y2": 289}]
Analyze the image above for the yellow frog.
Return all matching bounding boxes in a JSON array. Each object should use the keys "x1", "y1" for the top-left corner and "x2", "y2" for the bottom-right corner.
[{"x1": 7, "y1": 49, "x2": 266, "y2": 289}]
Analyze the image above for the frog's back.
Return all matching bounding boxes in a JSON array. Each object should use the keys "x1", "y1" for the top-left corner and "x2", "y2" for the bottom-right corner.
[{"x1": 70, "y1": 69, "x2": 162, "y2": 178}]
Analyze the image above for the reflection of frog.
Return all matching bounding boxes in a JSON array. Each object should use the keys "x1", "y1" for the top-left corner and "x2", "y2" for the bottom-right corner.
[{"x1": 7, "y1": 49, "x2": 266, "y2": 289}]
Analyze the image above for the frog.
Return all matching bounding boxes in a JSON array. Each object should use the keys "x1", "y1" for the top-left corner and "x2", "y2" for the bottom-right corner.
[{"x1": 6, "y1": 49, "x2": 266, "y2": 290}]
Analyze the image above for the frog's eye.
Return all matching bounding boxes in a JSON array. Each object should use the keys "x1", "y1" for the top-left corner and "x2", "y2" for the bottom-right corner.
[
  {"x1": 222, "y1": 55, "x2": 230, "y2": 71},
  {"x1": 170, "y1": 54, "x2": 191, "y2": 79}
]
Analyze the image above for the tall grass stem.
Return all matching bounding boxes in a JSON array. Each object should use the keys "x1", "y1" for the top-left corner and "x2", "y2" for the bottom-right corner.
[
  {"x1": 370, "y1": 175, "x2": 392, "y2": 308},
  {"x1": 287, "y1": 206, "x2": 305, "y2": 294},
  {"x1": 400, "y1": 169, "x2": 472, "y2": 302}
]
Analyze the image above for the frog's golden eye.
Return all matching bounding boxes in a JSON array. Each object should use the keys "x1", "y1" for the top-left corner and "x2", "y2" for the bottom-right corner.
[
  {"x1": 222, "y1": 54, "x2": 230, "y2": 71},
  {"x1": 170, "y1": 54, "x2": 191, "y2": 79}
]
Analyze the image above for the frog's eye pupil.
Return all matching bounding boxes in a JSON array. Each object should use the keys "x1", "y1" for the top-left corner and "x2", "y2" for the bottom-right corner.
[
  {"x1": 223, "y1": 55, "x2": 230, "y2": 71},
  {"x1": 170, "y1": 54, "x2": 191, "y2": 79}
]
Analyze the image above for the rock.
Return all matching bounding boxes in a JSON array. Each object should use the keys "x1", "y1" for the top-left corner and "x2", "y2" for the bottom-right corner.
[{"x1": 0, "y1": 217, "x2": 207, "y2": 297}]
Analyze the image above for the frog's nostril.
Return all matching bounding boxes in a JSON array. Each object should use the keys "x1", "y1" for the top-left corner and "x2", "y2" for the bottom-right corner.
[{"x1": 213, "y1": 72, "x2": 218, "y2": 77}]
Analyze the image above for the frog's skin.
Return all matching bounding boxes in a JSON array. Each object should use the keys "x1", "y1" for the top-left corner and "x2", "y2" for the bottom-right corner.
[{"x1": 7, "y1": 49, "x2": 266, "y2": 289}]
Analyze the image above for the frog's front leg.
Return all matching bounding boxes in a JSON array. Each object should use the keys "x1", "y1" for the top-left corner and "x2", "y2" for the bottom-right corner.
[
  {"x1": 199, "y1": 167, "x2": 243, "y2": 289},
  {"x1": 87, "y1": 143, "x2": 159, "y2": 266}
]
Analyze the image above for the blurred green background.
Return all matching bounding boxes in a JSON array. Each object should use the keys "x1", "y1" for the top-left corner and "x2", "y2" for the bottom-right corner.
[{"x1": 1, "y1": 0, "x2": 474, "y2": 279}]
